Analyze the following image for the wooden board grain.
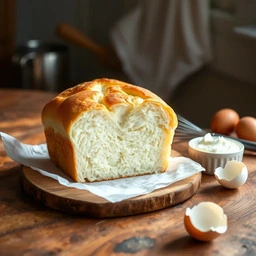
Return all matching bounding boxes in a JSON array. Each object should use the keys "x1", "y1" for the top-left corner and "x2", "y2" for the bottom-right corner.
[{"x1": 21, "y1": 149, "x2": 201, "y2": 218}]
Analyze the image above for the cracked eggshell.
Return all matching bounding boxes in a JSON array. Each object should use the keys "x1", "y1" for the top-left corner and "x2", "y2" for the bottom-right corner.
[
  {"x1": 214, "y1": 160, "x2": 248, "y2": 189},
  {"x1": 184, "y1": 202, "x2": 228, "y2": 241}
]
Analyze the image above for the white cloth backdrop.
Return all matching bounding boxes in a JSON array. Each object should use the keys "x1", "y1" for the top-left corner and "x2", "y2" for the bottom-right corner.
[{"x1": 111, "y1": 0, "x2": 212, "y2": 100}]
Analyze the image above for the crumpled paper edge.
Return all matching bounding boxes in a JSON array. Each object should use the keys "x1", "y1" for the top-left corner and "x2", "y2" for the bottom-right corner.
[{"x1": 0, "y1": 132, "x2": 205, "y2": 203}]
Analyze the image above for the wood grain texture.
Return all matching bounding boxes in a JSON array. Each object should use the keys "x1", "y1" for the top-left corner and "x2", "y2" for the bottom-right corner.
[
  {"x1": 0, "y1": 89, "x2": 56, "y2": 176},
  {"x1": 21, "y1": 164, "x2": 201, "y2": 217},
  {"x1": 0, "y1": 89, "x2": 256, "y2": 255}
]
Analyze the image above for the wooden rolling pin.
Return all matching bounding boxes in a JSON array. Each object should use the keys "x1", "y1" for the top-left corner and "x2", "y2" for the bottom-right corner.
[{"x1": 56, "y1": 23, "x2": 121, "y2": 70}]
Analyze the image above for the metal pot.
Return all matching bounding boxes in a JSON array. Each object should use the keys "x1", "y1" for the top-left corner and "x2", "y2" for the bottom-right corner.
[{"x1": 12, "y1": 40, "x2": 69, "y2": 92}]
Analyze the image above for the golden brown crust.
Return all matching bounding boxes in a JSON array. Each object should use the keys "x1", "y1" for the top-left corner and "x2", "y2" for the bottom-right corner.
[
  {"x1": 42, "y1": 78, "x2": 176, "y2": 132},
  {"x1": 44, "y1": 127, "x2": 78, "y2": 181}
]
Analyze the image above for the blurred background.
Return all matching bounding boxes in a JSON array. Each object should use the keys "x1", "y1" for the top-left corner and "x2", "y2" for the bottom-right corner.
[{"x1": 1, "y1": 0, "x2": 256, "y2": 128}]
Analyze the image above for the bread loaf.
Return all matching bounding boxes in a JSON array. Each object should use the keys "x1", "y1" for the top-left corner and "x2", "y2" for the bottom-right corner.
[{"x1": 42, "y1": 78, "x2": 178, "y2": 182}]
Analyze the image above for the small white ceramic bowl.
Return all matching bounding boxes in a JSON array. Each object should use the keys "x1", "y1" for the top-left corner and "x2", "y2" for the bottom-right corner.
[{"x1": 188, "y1": 136, "x2": 244, "y2": 175}]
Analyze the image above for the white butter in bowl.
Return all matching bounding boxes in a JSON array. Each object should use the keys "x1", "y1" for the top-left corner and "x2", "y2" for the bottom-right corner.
[{"x1": 188, "y1": 133, "x2": 244, "y2": 175}]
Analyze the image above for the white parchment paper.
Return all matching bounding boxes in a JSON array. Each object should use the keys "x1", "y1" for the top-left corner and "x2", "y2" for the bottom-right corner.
[{"x1": 0, "y1": 132, "x2": 205, "y2": 203}]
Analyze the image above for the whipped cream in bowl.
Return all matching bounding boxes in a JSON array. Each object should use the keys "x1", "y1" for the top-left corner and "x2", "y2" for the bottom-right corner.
[
  {"x1": 195, "y1": 133, "x2": 241, "y2": 153},
  {"x1": 188, "y1": 133, "x2": 244, "y2": 175}
]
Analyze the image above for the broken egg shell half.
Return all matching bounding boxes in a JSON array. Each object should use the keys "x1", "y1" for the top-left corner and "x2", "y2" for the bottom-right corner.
[
  {"x1": 184, "y1": 202, "x2": 228, "y2": 241},
  {"x1": 214, "y1": 160, "x2": 248, "y2": 189}
]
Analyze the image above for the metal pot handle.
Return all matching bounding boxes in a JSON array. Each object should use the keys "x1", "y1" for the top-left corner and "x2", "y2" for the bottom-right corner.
[
  {"x1": 19, "y1": 52, "x2": 42, "y2": 89},
  {"x1": 19, "y1": 52, "x2": 37, "y2": 66}
]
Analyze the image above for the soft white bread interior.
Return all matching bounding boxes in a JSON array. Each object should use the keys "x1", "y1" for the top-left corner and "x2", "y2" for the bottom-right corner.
[{"x1": 42, "y1": 78, "x2": 178, "y2": 182}]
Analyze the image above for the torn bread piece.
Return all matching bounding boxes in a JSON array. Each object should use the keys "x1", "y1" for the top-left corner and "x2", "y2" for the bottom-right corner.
[{"x1": 42, "y1": 78, "x2": 178, "y2": 182}]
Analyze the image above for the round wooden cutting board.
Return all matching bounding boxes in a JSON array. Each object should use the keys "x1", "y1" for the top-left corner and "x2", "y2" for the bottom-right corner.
[{"x1": 21, "y1": 150, "x2": 202, "y2": 218}]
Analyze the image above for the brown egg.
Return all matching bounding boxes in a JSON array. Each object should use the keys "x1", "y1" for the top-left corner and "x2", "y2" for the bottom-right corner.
[
  {"x1": 235, "y1": 116, "x2": 256, "y2": 141},
  {"x1": 210, "y1": 108, "x2": 239, "y2": 135}
]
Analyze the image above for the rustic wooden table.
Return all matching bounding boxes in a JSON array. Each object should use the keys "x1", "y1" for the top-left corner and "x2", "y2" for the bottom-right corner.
[{"x1": 0, "y1": 89, "x2": 255, "y2": 256}]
